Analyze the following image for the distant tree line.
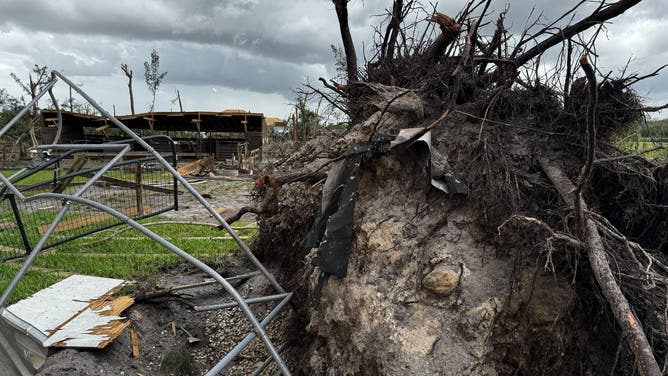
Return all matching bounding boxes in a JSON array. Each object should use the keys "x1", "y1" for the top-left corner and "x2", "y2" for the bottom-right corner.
[{"x1": 639, "y1": 119, "x2": 668, "y2": 139}]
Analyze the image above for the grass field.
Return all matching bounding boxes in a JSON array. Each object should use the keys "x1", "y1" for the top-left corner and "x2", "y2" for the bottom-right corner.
[
  {"x1": 0, "y1": 218, "x2": 257, "y2": 303},
  {"x1": 616, "y1": 138, "x2": 667, "y2": 160}
]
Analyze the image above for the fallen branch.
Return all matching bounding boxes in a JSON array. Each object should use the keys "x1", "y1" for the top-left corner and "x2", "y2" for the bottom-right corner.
[
  {"x1": 539, "y1": 157, "x2": 661, "y2": 376},
  {"x1": 134, "y1": 272, "x2": 258, "y2": 303}
]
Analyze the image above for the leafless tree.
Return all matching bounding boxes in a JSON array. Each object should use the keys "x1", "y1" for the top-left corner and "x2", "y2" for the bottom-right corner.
[{"x1": 120, "y1": 63, "x2": 135, "y2": 115}]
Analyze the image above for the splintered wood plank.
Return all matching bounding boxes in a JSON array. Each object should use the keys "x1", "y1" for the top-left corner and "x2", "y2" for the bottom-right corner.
[
  {"x1": 131, "y1": 328, "x2": 140, "y2": 358},
  {"x1": 177, "y1": 159, "x2": 204, "y2": 176},
  {"x1": 5, "y1": 275, "x2": 134, "y2": 349},
  {"x1": 36, "y1": 206, "x2": 150, "y2": 234}
]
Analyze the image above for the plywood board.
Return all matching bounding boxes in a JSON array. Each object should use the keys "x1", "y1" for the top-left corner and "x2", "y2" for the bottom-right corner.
[{"x1": 5, "y1": 275, "x2": 133, "y2": 349}]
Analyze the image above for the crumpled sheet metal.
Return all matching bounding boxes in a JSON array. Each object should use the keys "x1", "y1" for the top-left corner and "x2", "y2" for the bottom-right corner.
[
  {"x1": 392, "y1": 127, "x2": 469, "y2": 195},
  {"x1": 305, "y1": 155, "x2": 362, "y2": 278}
]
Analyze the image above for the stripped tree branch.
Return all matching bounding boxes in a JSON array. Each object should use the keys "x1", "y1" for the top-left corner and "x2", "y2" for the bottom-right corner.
[
  {"x1": 513, "y1": 0, "x2": 641, "y2": 68},
  {"x1": 333, "y1": 0, "x2": 359, "y2": 82},
  {"x1": 539, "y1": 158, "x2": 661, "y2": 376}
]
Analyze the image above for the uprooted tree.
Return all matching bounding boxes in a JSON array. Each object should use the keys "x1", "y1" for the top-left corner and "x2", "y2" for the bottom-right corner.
[{"x1": 229, "y1": 1, "x2": 668, "y2": 374}]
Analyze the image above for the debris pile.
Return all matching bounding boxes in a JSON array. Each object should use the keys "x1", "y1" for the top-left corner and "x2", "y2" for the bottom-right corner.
[{"x1": 176, "y1": 154, "x2": 216, "y2": 177}]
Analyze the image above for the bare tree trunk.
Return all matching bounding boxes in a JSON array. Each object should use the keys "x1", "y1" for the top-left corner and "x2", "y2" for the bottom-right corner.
[
  {"x1": 121, "y1": 64, "x2": 135, "y2": 115},
  {"x1": 177, "y1": 90, "x2": 183, "y2": 112},
  {"x1": 381, "y1": 0, "x2": 403, "y2": 66},
  {"x1": 333, "y1": 0, "x2": 358, "y2": 82},
  {"x1": 129, "y1": 77, "x2": 135, "y2": 115}
]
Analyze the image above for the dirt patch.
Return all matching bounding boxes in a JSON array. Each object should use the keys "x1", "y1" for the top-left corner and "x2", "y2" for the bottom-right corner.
[{"x1": 160, "y1": 177, "x2": 257, "y2": 223}]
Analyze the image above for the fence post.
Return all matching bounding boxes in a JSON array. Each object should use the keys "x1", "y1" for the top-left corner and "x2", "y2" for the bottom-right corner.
[{"x1": 135, "y1": 162, "x2": 144, "y2": 216}]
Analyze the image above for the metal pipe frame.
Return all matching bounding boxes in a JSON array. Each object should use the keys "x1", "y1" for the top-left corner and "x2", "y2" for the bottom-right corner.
[
  {"x1": 2, "y1": 192, "x2": 291, "y2": 375},
  {"x1": 206, "y1": 293, "x2": 293, "y2": 376},
  {"x1": 0, "y1": 71, "x2": 292, "y2": 375},
  {"x1": 0, "y1": 144, "x2": 131, "y2": 306},
  {"x1": 0, "y1": 80, "x2": 58, "y2": 140},
  {"x1": 52, "y1": 71, "x2": 285, "y2": 294},
  {"x1": 194, "y1": 293, "x2": 290, "y2": 312}
]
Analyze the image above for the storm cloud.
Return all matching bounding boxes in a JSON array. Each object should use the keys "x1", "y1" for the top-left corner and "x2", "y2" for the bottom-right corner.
[{"x1": 0, "y1": 0, "x2": 665, "y2": 117}]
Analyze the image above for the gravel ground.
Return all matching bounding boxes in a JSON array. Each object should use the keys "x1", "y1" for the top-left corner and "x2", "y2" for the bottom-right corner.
[{"x1": 160, "y1": 176, "x2": 258, "y2": 223}]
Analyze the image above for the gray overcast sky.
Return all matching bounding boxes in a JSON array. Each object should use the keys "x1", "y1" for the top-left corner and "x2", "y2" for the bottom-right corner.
[{"x1": 0, "y1": 0, "x2": 666, "y2": 119}]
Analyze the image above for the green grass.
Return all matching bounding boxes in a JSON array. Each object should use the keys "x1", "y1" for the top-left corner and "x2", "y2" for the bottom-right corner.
[
  {"x1": 613, "y1": 129, "x2": 668, "y2": 160},
  {"x1": 0, "y1": 264, "x2": 65, "y2": 304},
  {"x1": 0, "y1": 218, "x2": 257, "y2": 303},
  {"x1": 619, "y1": 139, "x2": 668, "y2": 160},
  {"x1": 1, "y1": 170, "x2": 57, "y2": 186}
]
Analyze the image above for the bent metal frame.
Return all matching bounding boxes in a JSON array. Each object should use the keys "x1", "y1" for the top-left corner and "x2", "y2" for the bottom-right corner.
[{"x1": 0, "y1": 71, "x2": 292, "y2": 375}]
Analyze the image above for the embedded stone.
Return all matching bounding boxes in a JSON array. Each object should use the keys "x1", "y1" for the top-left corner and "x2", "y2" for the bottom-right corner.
[{"x1": 422, "y1": 265, "x2": 459, "y2": 296}]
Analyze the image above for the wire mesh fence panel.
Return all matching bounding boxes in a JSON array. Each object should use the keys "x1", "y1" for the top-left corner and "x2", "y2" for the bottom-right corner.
[{"x1": 0, "y1": 137, "x2": 178, "y2": 261}]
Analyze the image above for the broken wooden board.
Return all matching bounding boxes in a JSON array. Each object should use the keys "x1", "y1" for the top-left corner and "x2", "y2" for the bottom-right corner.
[
  {"x1": 130, "y1": 328, "x2": 139, "y2": 358},
  {"x1": 4, "y1": 275, "x2": 133, "y2": 349},
  {"x1": 36, "y1": 206, "x2": 150, "y2": 234},
  {"x1": 177, "y1": 155, "x2": 215, "y2": 177}
]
